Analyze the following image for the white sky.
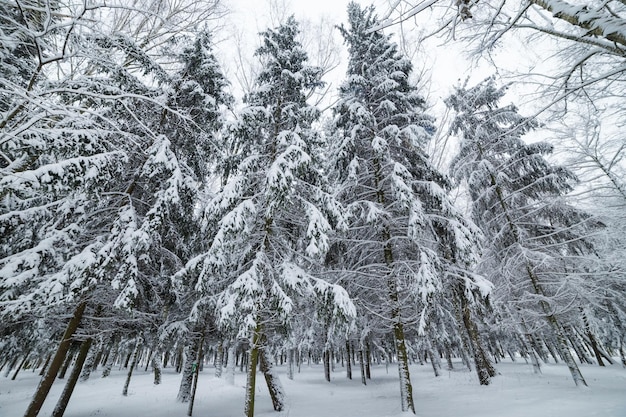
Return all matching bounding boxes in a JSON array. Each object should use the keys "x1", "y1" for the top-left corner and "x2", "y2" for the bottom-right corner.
[{"x1": 220, "y1": 0, "x2": 481, "y2": 110}]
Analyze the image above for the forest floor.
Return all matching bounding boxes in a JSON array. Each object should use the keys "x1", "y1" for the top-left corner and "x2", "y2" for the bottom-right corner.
[{"x1": 1, "y1": 357, "x2": 625, "y2": 417}]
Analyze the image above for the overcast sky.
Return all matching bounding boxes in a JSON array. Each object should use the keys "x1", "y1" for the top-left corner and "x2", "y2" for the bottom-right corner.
[{"x1": 219, "y1": 0, "x2": 493, "y2": 112}]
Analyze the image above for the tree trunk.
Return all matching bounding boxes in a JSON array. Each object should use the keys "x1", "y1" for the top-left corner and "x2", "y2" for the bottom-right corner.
[
  {"x1": 122, "y1": 339, "x2": 141, "y2": 396},
  {"x1": 259, "y1": 348, "x2": 285, "y2": 412},
  {"x1": 152, "y1": 352, "x2": 162, "y2": 385},
  {"x1": 51, "y1": 338, "x2": 92, "y2": 417},
  {"x1": 224, "y1": 344, "x2": 236, "y2": 385},
  {"x1": 358, "y1": 347, "x2": 366, "y2": 385},
  {"x1": 365, "y1": 341, "x2": 371, "y2": 379},
  {"x1": 244, "y1": 324, "x2": 261, "y2": 417},
  {"x1": 345, "y1": 340, "x2": 352, "y2": 380},
  {"x1": 11, "y1": 350, "x2": 32, "y2": 381},
  {"x1": 323, "y1": 348, "x2": 331, "y2": 382},
  {"x1": 187, "y1": 335, "x2": 204, "y2": 417},
  {"x1": 459, "y1": 287, "x2": 494, "y2": 385},
  {"x1": 215, "y1": 340, "x2": 223, "y2": 378},
  {"x1": 143, "y1": 349, "x2": 153, "y2": 372},
  {"x1": 177, "y1": 335, "x2": 201, "y2": 402},
  {"x1": 286, "y1": 348, "x2": 295, "y2": 380},
  {"x1": 427, "y1": 347, "x2": 440, "y2": 377},
  {"x1": 39, "y1": 354, "x2": 52, "y2": 376},
  {"x1": 548, "y1": 316, "x2": 587, "y2": 386},
  {"x1": 393, "y1": 318, "x2": 415, "y2": 414},
  {"x1": 578, "y1": 311, "x2": 605, "y2": 367},
  {"x1": 23, "y1": 300, "x2": 87, "y2": 417},
  {"x1": 445, "y1": 344, "x2": 454, "y2": 370},
  {"x1": 524, "y1": 333, "x2": 542, "y2": 374},
  {"x1": 79, "y1": 340, "x2": 98, "y2": 382},
  {"x1": 57, "y1": 343, "x2": 78, "y2": 380}
]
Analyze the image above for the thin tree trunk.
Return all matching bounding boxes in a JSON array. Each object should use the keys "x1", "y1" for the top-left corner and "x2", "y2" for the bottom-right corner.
[
  {"x1": 244, "y1": 323, "x2": 261, "y2": 417},
  {"x1": 548, "y1": 316, "x2": 587, "y2": 386},
  {"x1": 51, "y1": 338, "x2": 92, "y2": 417},
  {"x1": 23, "y1": 300, "x2": 87, "y2": 417},
  {"x1": 122, "y1": 339, "x2": 141, "y2": 396},
  {"x1": 445, "y1": 344, "x2": 454, "y2": 370},
  {"x1": 151, "y1": 351, "x2": 162, "y2": 385},
  {"x1": 287, "y1": 347, "x2": 295, "y2": 380},
  {"x1": 579, "y1": 311, "x2": 605, "y2": 366},
  {"x1": 365, "y1": 341, "x2": 371, "y2": 379},
  {"x1": 345, "y1": 340, "x2": 352, "y2": 380},
  {"x1": 79, "y1": 340, "x2": 99, "y2": 382},
  {"x1": 259, "y1": 348, "x2": 285, "y2": 411},
  {"x1": 11, "y1": 350, "x2": 32, "y2": 381},
  {"x1": 427, "y1": 347, "x2": 440, "y2": 377},
  {"x1": 524, "y1": 334, "x2": 542, "y2": 374},
  {"x1": 39, "y1": 354, "x2": 52, "y2": 376},
  {"x1": 57, "y1": 343, "x2": 78, "y2": 380},
  {"x1": 459, "y1": 287, "x2": 494, "y2": 385},
  {"x1": 143, "y1": 349, "x2": 153, "y2": 372}
]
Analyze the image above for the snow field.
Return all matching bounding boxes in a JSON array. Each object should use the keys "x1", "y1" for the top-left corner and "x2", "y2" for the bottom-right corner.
[{"x1": 1, "y1": 359, "x2": 625, "y2": 417}]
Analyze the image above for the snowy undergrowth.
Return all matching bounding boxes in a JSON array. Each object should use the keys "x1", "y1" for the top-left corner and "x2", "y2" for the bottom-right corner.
[{"x1": 1, "y1": 359, "x2": 625, "y2": 417}]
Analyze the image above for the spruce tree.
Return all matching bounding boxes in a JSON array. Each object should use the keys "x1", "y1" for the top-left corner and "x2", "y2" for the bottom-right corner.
[
  {"x1": 446, "y1": 76, "x2": 601, "y2": 386},
  {"x1": 175, "y1": 17, "x2": 354, "y2": 417},
  {"x1": 331, "y1": 3, "x2": 485, "y2": 411}
]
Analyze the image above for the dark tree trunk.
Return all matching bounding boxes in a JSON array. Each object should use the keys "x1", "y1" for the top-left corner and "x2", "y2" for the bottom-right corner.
[
  {"x1": 79, "y1": 341, "x2": 98, "y2": 382},
  {"x1": 58, "y1": 343, "x2": 78, "y2": 380},
  {"x1": 323, "y1": 348, "x2": 331, "y2": 382},
  {"x1": 187, "y1": 335, "x2": 204, "y2": 417},
  {"x1": 11, "y1": 350, "x2": 32, "y2": 381},
  {"x1": 365, "y1": 341, "x2": 371, "y2": 379},
  {"x1": 358, "y1": 347, "x2": 366, "y2": 385},
  {"x1": 39, "y1": 353, "x2": 52, "y2": 376},
  {"x1": 51, "y1": 338, "x2": 92, "y2": 417},
  {"x1": 427, "y1": 347, "x2": 440, "y2": 377},
  {"x1": 122, "y1": 340, "x2": 141, "y2": 396},
  {"x1": 345, "y1": 340, "x2": 352, "y2": 380},
  {"x1": 23, "y1": 300, "x2": 87, "y2": 417},
  {"x1": 458, "y1": 287, "x2": 494, "y2": 385},
  {"x1": 286, "y1": 347, "x2": 295, "y2": 380},
  {"x1": 259, "y1": 348, "x2": 285, "y2": 411}
]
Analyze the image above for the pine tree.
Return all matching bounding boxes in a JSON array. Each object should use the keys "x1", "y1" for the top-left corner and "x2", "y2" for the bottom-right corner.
[
  {"x1": 446, "y1": 76, "x2": 603, "y2": 386},
  {"x1": 1, "y1": 5, "x2": 231, "y2": 415},
  {"x1": 331, "y1": 3, "x2": 485, "y2": 411}
]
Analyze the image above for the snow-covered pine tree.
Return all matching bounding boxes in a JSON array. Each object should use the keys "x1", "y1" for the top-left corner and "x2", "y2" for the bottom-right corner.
[
  {"x1": 331, "y1": 3, "x2": 486, "y2": 411},
  {"x1": 446, "y1": 76, "x2": 606, "y2": 387},
  {"x1": 1, "y1": 4, "x2": 230, "y2": 415},
  {"x1": 175, "y1": 16, "x2": 354, "y2": 417},
  {"x1": 160, "y1": 29, "x2": 233, "y2": 404}
]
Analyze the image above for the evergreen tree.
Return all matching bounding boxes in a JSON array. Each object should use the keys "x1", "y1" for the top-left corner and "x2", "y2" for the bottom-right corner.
[
  {"x1": 446, "y1": 76, "x2": 605, "y2": 386},
  {"x1": 175, "y1": 17, "x2": 354, "y2": 417},
  {"x1": 331, "y1": 3, "x2": 485, "y2": 412},
  {"x1": 0, "y1": 4, "x2": 230, "y2": 415}
]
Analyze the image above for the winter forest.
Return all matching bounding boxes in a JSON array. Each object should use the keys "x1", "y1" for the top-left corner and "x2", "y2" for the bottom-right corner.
[{"x1": 1, "y1": 0, "x2": 626, "y2": 416}]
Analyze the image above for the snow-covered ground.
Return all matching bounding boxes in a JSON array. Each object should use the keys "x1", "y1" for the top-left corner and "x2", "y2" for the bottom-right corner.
[{"x1": 2, "y1": 358, "x2": 625, "y2": 417}]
